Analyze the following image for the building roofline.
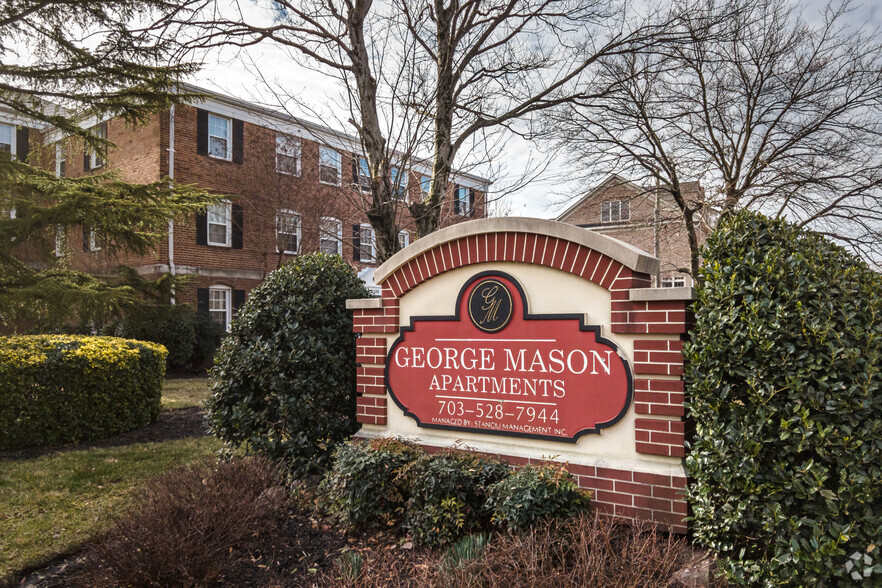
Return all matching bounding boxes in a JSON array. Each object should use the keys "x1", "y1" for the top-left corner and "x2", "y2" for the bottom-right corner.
[
  {"x1": 177, "y1": 82, "x2": 492, "y2": 186},
  {"x1": 555, "y1": 174, "x2": 644, "y2": 222}
]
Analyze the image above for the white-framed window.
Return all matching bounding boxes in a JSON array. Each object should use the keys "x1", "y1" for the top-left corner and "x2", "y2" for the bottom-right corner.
[
  {"x1": 319, "y1": 216, "x2": 342, "y2": 255},
  {"x1": 0, "y1": 124, "x2": 15, "y2": 155},
  {"x1": 55, "y1": 225, "x2": 65, "y2": 257},
  {"x1": 276, "y1": 134, "x2": 301, "y2": 175},
  {"x1": 89, "y1": 228, "x2": 102, "y2": 252},
  {"x1": 88, "y1": 122, "x2": 107, "y2": 169},
  {"x1": 661, "y1": 276, "x2": 687, "y2": 288},
  {"x1": 208, "y1": 113, "x2": 232, "y2": 160},
  {"x1": 455, "y1": 186, "x2": 470, "y2": 215},
  {"x1": 355, "y1": 157, "x2": 371, "y2": 191},
  {"x1": 275, "y1": 209, "x2": 301, "y2": 254},
  {"x1": 420, "y1": 175, "x2": 431, "y2": 200},
  {"x1": 208, "y1": 286, "x2": 232, "y2": 329},
  {"x1": 55, "y1": 142, "x2": 65, "y2": 177},
  {"x1": 207, "y1": 200, "x2": 232, "y2": 247},
  {"x1": 601, "y1": 200, "x2": 630, "y2": 223},
  {"x1": 398, "y1": 230, "x2": 410, "y2": 250},
  {"x1": 359, "y1": 223, "x2": 376, "y2": 263},
  {"x1": 319, "y1": 146, "x2": 341, "y2": 185}
]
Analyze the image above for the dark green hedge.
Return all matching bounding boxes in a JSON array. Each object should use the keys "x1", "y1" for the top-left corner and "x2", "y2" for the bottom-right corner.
[
  {"x1": 106, "y1": 304, "x2": 224, "y2": 370},
  {"x1": 0, "y1": 335, "x2": 167, "y2": 449},
  {"x1": 685, "y1": 211, "x2": 882, "y2": 586},
  {"x1": 319, "y1": 437, "x2": 424, "y2": 529},
  {"x1": 399, "y1": 450, "x2": 510, "y2": 547}
]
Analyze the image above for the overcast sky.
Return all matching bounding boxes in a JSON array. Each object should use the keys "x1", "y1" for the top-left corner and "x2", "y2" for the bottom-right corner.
[{"x1": 187, "y1": 0, "x2": 882, "y2": 220}]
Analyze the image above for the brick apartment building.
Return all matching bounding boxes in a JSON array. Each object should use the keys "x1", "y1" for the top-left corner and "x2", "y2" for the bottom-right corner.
[
  {"x1": 2, "y1": 84, "x2": 489, "y2": 329},
  {"x1": 556, "y1": 175, "x2": 708, "y2": 287}
]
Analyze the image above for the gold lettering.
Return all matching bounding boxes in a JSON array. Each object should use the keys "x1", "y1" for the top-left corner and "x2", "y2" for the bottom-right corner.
[{"x1": 479, "y1": 285, "x2": 502, "y2": 325}]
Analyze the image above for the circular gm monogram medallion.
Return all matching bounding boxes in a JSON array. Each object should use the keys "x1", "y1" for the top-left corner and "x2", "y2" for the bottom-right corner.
[{"x1": 467, "y1": 278, "x2": 513, "y2": 333}]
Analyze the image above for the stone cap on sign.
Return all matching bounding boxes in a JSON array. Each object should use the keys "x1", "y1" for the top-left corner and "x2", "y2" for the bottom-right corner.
[
  {"x1": 630, "y1": 287, "x2": 696, "y2": 301},
  {"x1": 373, "y1": 217, "x2": 660, "y2": 284},
  {"x1": 345, "y1": 298, "x2": 383, "y2": 310}
]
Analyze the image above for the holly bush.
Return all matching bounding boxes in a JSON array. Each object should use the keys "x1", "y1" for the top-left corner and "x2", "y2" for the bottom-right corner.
[
  {"x1": 685, "y1": 211, "x2": 882, "y2": 586},
  {"x1": 205, "y1": 253, "x2": 369, "y2": 478}
]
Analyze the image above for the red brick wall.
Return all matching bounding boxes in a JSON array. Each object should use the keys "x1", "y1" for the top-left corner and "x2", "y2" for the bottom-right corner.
[{"x1": 48, "y1": 102, "x2": 485, "y2": 306}]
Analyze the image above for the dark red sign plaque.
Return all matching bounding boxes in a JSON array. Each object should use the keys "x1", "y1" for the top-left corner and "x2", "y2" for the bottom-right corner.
[{"x1": 385, "y1": 271, "x2": 633, "y2": 442}]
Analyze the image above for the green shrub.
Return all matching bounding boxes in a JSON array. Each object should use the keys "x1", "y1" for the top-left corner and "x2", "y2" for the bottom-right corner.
[
  {"x1": 399, "y1": 449, "x2": 509, "y2": 547},
  {"x1": 336, "y1": 550, "x2": 364, "y2": 584},
  {"x1": 107, "y1": 304, "x2": 223, "y2": 370},
  {"x1": 319, "y1": 438, "x2": 424, "y2": 528},
  {"x1": 487, "y1": 463, "x2": 591, "y2": 530},
  {"x1": 685, "y1": 211, "x2": 882, "y2": 586},
  {"x1": 440, "y1": 533, "x2": 490, "y2": 572},
  {"x1": 0, "y1": 335, "x2": 167, "y2": 449},
  {"x1": 190, "y1": 309, "x2": 225, "y2": 369},
  {"x1": 205, "y1": 253, "x2": 369, "y2": 478}
]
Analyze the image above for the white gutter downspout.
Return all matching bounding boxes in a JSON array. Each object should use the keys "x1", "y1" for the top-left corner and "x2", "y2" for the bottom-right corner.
[{"x1": 168, "y1": 104, "x2": 176, "y2": 304}]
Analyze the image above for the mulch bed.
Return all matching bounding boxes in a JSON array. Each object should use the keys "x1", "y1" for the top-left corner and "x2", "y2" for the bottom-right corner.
[
  {"x1": 26, "y1": 504, "x2": 418, "y2": 588},
  {"x1": 218, "y1": 509, "x2": 423, "y2": 587},
  {"x1": 0, "y1": 407, "x2": 208, "y2": 462}
]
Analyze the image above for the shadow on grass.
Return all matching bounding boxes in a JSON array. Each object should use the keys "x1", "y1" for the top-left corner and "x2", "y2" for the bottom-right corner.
[{"x1": 0, "y1": 407, "x2": 209, "y2": 463}]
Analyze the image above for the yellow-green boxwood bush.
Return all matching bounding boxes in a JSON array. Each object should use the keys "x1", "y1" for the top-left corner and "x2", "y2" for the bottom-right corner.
[
  {"x1": 0, "y1": 335, "x2": 167, "y2": 449},
  {"x1": 686, "y1": 211, "x2": 882, "y2": 586}
]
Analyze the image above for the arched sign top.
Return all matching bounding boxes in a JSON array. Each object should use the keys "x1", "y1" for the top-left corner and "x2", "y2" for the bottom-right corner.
[{"x1": 374, "y1": 217, "x2": 660, "y2": 285}]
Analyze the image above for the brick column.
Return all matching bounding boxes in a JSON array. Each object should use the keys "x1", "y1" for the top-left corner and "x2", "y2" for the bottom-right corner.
[
  {"x1": 347, "y1": 290, "x2": 400, "y2": 426},
  {"x1": 614, "y1": 286, "x2": 695, "y2": 531}
]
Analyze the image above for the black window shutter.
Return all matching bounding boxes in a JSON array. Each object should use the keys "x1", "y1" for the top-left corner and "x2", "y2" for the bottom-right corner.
[
  {"x1": 233, "y1": 289, "x2": 246, "y2": 313},
  {"x1": 352, "y1": 154, "x2": 358, "y2": 186},
  {"x1": 83, "y1": 149, "x2": 90, "y2": 172},
  {"x1": 231, "y1": 204, "x2": 243, "y2": 249},
  {"x1": 469, "y1": 188, "x2": 476, "y2": 217},
  {"x1": 82, "y1": 226, "x2": 89, "y2": 252},
  {"x1": 232, "y1": 119, "x2": 244, "y2": 164},
  {"x1": 197, "y1": 288, "x2": 209, "y2": 315},
  {"x1": 196, "y1": 109, "x2": 208, "y2": 156},
  {"x1": 352, "y1": 224, "x2": 361, "y2": 262},
  {"x1": 15, "y1": 127, "x2": 29, "y2": 163},
  {"x1": 453, "y1": 184, "x2": 461, "y2": 215},
  {"x1": 195, "y1": 211, "x2": 207, "y2": 245}
]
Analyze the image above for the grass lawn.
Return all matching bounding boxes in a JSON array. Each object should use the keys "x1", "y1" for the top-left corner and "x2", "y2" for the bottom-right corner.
[
  {"x1": 0, "y1": 378, "x2": 219, "y2": 585},
  {"x1": 161, "y1": 376, "x2": 212, "y2": 409}
]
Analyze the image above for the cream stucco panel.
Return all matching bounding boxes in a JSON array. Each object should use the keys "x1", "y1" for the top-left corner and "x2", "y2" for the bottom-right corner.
[{"x1": 366, "y1": 261, "x2": 685, "y2": 478}]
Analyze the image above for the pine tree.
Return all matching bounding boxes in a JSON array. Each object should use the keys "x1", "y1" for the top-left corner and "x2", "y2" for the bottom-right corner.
[{"x1": 0, "y1": 1, "x2": 215, "y2": 329}]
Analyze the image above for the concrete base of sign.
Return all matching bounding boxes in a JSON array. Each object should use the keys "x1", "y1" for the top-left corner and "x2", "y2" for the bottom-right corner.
[{"x1": 347, "y1": 218, "x2": 694, "y2": 533}]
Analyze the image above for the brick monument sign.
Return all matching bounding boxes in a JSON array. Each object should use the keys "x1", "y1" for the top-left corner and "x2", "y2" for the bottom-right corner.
[{"x1": 346, "y1": 218, "x2": 694, "y2": 532}]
